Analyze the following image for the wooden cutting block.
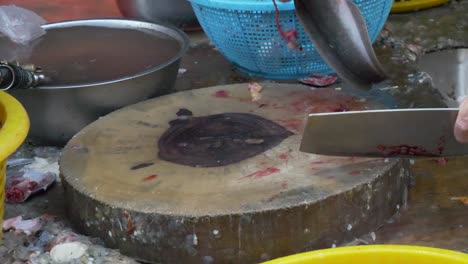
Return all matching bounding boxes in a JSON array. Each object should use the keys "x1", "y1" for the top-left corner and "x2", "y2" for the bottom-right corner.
[{"x1": 60, "y1": 83, "x2": 410, "y2": 264}]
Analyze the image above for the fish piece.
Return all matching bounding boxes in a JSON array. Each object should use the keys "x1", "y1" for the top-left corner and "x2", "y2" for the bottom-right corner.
[
  {"x1": 299, "y1": 73, "x2": 338, "y2": 87},
  {"x1": 248, "y1": 82, "x2": 264, "y2": 102},
  {"x1": 2, "y1": 215, "x2": 45, "y2": 235},
  {"x1": 5, "y1": 157, "x2": 58, "y2": 203},
  {"x1": 5, "y1": 171, "x2": 56, "y2": 203},
  {"x1": 2, "y1": 216, "x2": 23, "y2": 230}
]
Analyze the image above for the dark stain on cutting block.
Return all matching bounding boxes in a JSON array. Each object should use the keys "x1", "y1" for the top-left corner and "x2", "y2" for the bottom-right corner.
[
  {"x1": 158, "y1": 112, "x2": 293, "y2": 167},
  {"x1": 131, "y1": 162, "x2": 155, "y2": 170},
  {"x1": 176, "y1": 108, "x2": 193, "y2": 117}
]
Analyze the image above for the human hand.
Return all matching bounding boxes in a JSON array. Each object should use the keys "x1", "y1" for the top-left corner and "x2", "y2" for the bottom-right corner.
[{"x1": 454, "y1": 97, "x2": 468, "y2": 143}]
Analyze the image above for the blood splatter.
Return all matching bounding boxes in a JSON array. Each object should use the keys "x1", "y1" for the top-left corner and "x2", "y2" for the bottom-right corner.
[
  {"x1": 271, "y1": 103, "x2": 286, "y2": 110},
  {"x1": 279, "y1": 153, "x2": 289, "y2": 160},
  {"x1": 5, "y1": 188, "x2": 25, "y2": 204},
  {"x1": 310, "y1": 160, "x2": 330, "y2": 165},
  {"x1": 433, "y1": 158, "x2": 448, "y2": 165},
  {"x1": 284, "y1": 89, "x2": 368, "y2": 114},
  {"x1": 212, "y1": 90, "x2": 230, "y2": 98},
  {"x1": 332, "y1": 104, "x2": 351, "y2": 112},
  {"x1": 281, "y1": 181, "x2": 288, "y2": 189},
  {"x1": 123, "y1": 211, "x2": 135, "y2": 235},
  {"x1": 242, "y1": 167, "x2": 280, "y2": 179},
  {"x1": 437, "y1": 136, "x2": 446, "y2": 155},
  {"x1": 377, "y1": 144, "x2": 437, "y2": 157},
  {"x1": 275, "y1": 118, "x2": 304, "y2": 133},
  {"x1": 349, "y1": 170, "x2": 362, "y2": 175},
  {"x1": 143, "y1": 175, "x2": 158, "y2": 182}
]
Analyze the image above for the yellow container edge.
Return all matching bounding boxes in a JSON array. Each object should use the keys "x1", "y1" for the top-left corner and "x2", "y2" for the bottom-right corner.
[
  {"x1": 391, "y1": 0, "x2": 450, "y2": 13},
  {"x1": 263, "y1": 245, "x2": 468, "y2": 264},
  {"x1": 0, "y1": 91, "x2": 30, "y2": 241}
]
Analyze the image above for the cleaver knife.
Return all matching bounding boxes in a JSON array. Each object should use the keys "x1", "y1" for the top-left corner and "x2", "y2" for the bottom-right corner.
[{"x1": 299, "y1": 108, "x2": 468, "y2": 157}]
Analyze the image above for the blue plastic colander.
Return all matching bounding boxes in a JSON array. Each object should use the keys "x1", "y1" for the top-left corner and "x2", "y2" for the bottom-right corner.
[{"x1": 189, "y1": 0, "x2": 393, "y2": 79}]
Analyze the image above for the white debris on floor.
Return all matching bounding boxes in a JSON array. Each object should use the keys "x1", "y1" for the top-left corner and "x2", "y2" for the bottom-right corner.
[
  {"x1": 2, "y1": 145, "x2": 138, "y2": 264},
  {"x1": 1, "y1": 214, "x2": 138, "y2": 264}
]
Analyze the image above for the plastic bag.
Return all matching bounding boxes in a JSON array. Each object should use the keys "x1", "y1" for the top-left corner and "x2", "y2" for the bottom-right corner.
[{"x1": 0, "y1": 5, "x2": 46, "y2": 45}]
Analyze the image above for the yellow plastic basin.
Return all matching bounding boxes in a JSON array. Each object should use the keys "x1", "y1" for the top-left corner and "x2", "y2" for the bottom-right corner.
[
  {"x1": 391, "y1": 0, "x2": 450, "y2": 13},
  {"x1": 0, "y1": 91, "x2": 30, "y2": 240},
  {"x1": 264, "y1": 245, "x2": 468, "y2": 264}
]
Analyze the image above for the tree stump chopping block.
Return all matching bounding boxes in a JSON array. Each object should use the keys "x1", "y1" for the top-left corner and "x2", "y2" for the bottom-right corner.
[{"x1": 60, "y1": 83, "x2": 410, "y2": 263}]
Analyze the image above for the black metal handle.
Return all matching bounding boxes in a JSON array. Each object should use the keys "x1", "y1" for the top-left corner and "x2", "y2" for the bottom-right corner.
[{"x1": 0, "y1": 62, "x2": 44, "y2": 91}]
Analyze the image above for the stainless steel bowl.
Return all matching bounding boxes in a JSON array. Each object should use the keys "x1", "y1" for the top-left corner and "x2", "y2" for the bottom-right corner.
[
  {"x1": 6, "y1": 19, "x2": 189, "y2": 146},
  {"x1": 116, "y1": 0, "x2": 200, "y2": 31}
]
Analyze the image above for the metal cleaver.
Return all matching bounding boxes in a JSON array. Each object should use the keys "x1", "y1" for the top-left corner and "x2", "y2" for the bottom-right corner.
[{"x1": 299, "y1": 108, "x2": 468, "y2": 157}]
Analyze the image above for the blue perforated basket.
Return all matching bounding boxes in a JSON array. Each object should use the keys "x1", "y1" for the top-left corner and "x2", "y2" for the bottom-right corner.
[{"x1": 189, "y1": 0, "x2": 393, "y2": 79}]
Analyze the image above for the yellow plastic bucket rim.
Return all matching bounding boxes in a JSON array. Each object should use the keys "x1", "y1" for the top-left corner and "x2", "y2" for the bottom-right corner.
[
  {"x1": 0, "y1": 91, "x2": 30, "y2": 160},
  {"x1": 391, "y1": 0, "x2": 450, "y2": 13},
  {"x1": 263, "y1": 245, "x2": 468, "y2": 263}
]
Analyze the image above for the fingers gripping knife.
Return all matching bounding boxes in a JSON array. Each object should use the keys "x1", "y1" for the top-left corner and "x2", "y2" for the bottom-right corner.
[{"x1": 0, "y1": 61, "x2": 46, "y2": 91}]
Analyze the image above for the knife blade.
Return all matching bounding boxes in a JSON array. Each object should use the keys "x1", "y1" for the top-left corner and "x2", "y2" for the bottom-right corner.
[{"x1": 299, "y1": 108, "x2": 468, "y2": 157}]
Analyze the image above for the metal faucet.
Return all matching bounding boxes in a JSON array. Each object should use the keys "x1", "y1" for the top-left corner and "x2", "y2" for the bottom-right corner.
[{"x1": 0, "y1": 61, "x2": 46, "y2": 91}]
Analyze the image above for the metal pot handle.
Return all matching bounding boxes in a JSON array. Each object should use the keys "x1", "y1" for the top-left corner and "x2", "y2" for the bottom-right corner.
[{"x1": 0, "y1": 61, "x2": 46, "y2": 91}]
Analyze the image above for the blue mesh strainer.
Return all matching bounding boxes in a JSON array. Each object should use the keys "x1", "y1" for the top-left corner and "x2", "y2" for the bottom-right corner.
[{"x1": 189, "y1": 0, "x2": 393, "y2": 79}]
